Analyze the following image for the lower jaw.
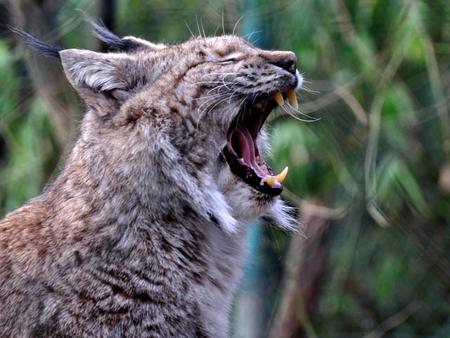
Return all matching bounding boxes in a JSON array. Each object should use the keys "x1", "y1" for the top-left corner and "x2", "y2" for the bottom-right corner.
[{"x1": 222, "y1": 146, "x2": 283, "y2": 196}]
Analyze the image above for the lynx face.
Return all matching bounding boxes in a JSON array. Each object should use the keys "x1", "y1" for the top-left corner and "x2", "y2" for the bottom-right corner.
[
  {"x1": 181, "y1": 36, "x2": 302, "y2": 191},
  {"x1": 57, "y1": 29, "x2": 301, "y2": 231}
]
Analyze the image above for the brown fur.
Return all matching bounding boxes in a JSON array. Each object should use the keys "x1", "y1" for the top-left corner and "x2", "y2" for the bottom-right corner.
[{"x1": 0, "y1": 32, "x2": 300, "y2": 337}]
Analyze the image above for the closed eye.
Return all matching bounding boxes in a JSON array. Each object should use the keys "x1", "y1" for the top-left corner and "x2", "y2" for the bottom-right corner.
[
  {"x1": 217, "y1": 52, "x2": 245, "y2": 64},
  {"x1": 217, "y1": 58, "x2": 238, "y2": 64}
]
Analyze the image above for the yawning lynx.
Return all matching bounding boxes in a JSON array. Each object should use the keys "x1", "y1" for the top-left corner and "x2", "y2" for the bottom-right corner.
[{"x1": 0, "y1": 23, "x2": 301, "y2": 337}]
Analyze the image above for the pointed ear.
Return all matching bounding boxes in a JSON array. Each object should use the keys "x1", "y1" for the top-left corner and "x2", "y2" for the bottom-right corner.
[
  {"x1": 59, "y1": 49, "x2": 139, "y2": 114},
  {"x1": 122, "y1": 36, "x2": 166, "y2": 51}
]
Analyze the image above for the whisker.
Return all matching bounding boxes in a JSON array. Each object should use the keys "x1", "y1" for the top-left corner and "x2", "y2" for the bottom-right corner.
[
  {"x1": 197, "y1": 94, "x2": 234, "y2": 128},
  {"x1": 300, "y1": 85, "x2": 320, "y2": 94},
  {"x1": 188, "y1": 80, "x2": 232, "y2": 86},
  {"x1": 221, "y1": 12, "x2": 225, "y2": 35},
  {"x1": 184, "y1": 21, "x2": 195, "y2": 38},
  {"x1": 286, "y1": 104, "x2": 320, "y2": 120},
  {"x1": 196, "y1": 93, "x2": 229, "y2": 112},
  {"x1": 203, "y1": 72, "x2": 241, "y2": 78},
  {"x1": 205, "y1": 82, "x2": 239, "y2": 96},
  {"x1": 281, "y1": 104, "x2": 321, "y2": 123},
  {"x1": 232, "y1": 15, "x2": 244, "y2": 35},
  {"x1": 200, "y1": 17, "x2": 207, "y2": 38},
  {"x1": 244, "y1": 30, "x2": 262, "y2": 43},
  {"x1": 228, "y1": 88, "x2": 242, "y2": 105},
  {"x1": 195, "y1": 14, "x2": 203, "y2": 38}
]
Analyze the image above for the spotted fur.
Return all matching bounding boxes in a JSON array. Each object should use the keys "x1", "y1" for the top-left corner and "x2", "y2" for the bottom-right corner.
[{"x1": 0, "y1": 30, "x2": 299, "y2": 337}]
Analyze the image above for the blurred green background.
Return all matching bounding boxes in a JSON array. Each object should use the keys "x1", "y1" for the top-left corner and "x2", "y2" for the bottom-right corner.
[{"x1": 0, "y1": 0, "x2": 449, "y2": 337}]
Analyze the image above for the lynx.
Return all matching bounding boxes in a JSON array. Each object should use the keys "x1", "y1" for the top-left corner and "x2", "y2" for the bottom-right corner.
[{"x1": 0, "y1": 23, "x2": 302, "y2": 337}]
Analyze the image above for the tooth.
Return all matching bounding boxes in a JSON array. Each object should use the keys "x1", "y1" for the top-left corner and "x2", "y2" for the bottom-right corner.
[
  {"x1": 273, "y1": 91, "x2": 284, "y2": 106},
  {"x1": 275, "y1": 166, "x2": 289, "y2": 184},
  {"x1": 287, "y1": 89, "x2": 298, "y2": 110},
  {"x1": 262, "y1": 176, "x2": 276, "y2": 187}
]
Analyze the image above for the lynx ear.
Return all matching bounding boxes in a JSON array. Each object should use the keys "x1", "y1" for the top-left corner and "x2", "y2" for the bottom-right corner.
[
  {"x1": 122, "y1": 36, "x2": 166, "y2": 51},
  {"x1": 59, "y1": 49, "x2": 139, "y2": 113}
]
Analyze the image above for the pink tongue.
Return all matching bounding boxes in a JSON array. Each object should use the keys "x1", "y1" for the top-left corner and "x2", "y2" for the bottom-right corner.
[{"x1": 234, "y1": 128, "x2": 269, "y2": 177}]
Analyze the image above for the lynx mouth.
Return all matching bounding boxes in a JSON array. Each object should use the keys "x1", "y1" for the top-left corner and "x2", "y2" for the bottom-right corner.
[{"x1": 222, "y1": 89, "x2": 298, "y2": 196}]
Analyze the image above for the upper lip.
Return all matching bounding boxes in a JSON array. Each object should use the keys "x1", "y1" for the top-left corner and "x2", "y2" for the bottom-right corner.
[{"x1": 221, "y1": 87, "x2": 298, "y2": 195}]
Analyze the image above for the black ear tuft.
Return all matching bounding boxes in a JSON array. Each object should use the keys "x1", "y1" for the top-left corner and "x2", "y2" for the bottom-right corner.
[
  {"x1": 10, "y1": 27, "x2": 62, "y2": 59},
  {"x1": 88, "y1": 20, "x2": 166, "y2": 52},
  {"x1": 89, "y1": 20, "x2": 131, "y2": 51}
]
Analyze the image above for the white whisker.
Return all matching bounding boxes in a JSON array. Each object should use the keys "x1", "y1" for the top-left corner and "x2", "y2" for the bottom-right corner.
[
  {"x1": 196, "y1": 95, "x2": 234, "y2": 128},
  {"x1": 301, "y1": 85, "x2": 320, "y2": 94},
  {"x1": 280, "y1": 104, "x2": 320, "y2": 123},
  {"x1": 232, "y1": 15, "x2": 244, "y2": 35}
]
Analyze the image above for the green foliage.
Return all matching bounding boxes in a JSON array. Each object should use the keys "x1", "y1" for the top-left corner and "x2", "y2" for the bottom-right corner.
[
  {"x1": 264, "y1": 1, "x2": 450, "y2": 336},
  {"x1": 0, "y1": 32, "x2": 59, "y2": 213}
]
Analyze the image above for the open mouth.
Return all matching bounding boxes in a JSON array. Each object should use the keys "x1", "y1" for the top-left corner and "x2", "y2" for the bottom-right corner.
[{"x1": 222, "y1": 88, "x2": 298, "y2": 196}]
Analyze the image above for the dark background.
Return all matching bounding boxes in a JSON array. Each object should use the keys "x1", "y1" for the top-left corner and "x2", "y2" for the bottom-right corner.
[{"x1": 0, "y1": 0, "x2": 449, "y2": 337}]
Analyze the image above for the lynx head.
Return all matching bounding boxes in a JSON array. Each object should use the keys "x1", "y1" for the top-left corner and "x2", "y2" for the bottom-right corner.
[{"x1": 16, "y1": 24, "x2": 301, "y2": 233}]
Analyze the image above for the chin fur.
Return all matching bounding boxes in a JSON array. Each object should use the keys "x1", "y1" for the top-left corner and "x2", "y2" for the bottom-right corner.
[
  {"x1": 264, "y1": 198, "x2": 298, "y2": 232},
  {"x1": 215, "y1": 161, "x2": 298, "y2": 232}
]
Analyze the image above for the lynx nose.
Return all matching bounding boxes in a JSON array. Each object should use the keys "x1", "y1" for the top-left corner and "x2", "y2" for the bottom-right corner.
[{"x1": 264, "y1": 51, "x2": 297, "y2": 75}]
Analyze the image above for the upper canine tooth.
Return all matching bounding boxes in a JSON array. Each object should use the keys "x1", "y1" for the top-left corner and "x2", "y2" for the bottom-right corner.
[
  {"x1": 275, "y1": 166, "x2": 289, "y2": 184},
  {"x1": 273, "y1": 91, "x2": 285, "y2": 106},
  {"x1": 287, "y1": 89, "x2": 298, "y2": 110}
]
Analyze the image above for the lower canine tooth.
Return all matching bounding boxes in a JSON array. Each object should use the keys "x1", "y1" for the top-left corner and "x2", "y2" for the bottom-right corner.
[
  {"x1": 273, "y1": 91, "x2": 284, "y2": 106},
  {"x1": 287, "y1": 89, "x2": 298, "y2": 110},
  {"x1": 263, "y1": 176, "x2": 276, "y2": 187},
  {"x1": 275, "y1": 166, "x2": 289, "y2": 184}
]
